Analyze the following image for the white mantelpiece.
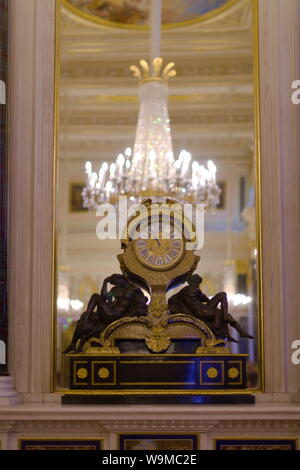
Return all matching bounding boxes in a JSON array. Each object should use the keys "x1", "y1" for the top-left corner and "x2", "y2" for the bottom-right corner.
[{"x1": 0, "y1": 402, "x2": 299, "y2": 450}]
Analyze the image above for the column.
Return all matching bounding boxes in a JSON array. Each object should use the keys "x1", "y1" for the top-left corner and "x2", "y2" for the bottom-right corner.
[
  {"x1": 0, "y1": 0, "x2": 19, "y2": 405},
  {"x1": 258, "y1": 0, "x2": 300, "y2": 396},
  {"x1": 7, "y1": 0, "x2": 56, "y2": 397}
]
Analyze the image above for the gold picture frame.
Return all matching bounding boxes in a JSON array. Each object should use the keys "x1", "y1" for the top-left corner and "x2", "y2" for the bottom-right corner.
[
  {"x1": 119, "y1": 433, "x2": 199, "y2": 451},
  {"x1": 52, "y1": 0, "x2": 264, "y2": 395},
  {"x1": 213, "y1": 438, "x2": 298, "y2": 451},
  {"x1": 18, "y1": 438, "x2": 103, "y2": 450}
]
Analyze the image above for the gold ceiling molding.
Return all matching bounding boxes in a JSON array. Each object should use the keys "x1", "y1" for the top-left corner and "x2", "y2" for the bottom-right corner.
[
  {"x1": 59, "y1": 111, "x2": 253, "y2": 127},
  {"x1": 60, "y1": 59, "x2": 253, "y2": 79},
  {"x1": 60, "y1": 93, "x2": 253, "y2": 106},
  {"x1": 61, "y1": 0, "x2": 241, "y2": 31}
]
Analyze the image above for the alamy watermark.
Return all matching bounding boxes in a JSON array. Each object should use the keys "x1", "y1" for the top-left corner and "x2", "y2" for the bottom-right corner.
[
  {"x1": 291, "y1": 340, "x2": 300, "y2": 365},
  {"x1": 94, "y1": 197, "x2": 205, "y2": 250},
  {"x1": 0, "y1": 80, "x2": 5, "y2": 105},
  {"x1": 291, "y1": 80, "x2": 300, "y2": 104},
  {"x1": 0, "y1": 340, "x2": 5, "y2": 365}
]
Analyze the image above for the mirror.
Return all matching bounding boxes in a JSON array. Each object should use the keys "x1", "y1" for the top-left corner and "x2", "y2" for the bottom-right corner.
[{"x1": 55, "y1": 0, "x2": 261, "y2": 390}]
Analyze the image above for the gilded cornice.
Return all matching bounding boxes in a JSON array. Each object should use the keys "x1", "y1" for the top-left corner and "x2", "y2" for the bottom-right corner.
[
  {"x1": 60, "y1": 60, "x2": 253, "y2": 80},
  {"x1": 1, "y1": 418, "x2": 300, "y2": 433}
]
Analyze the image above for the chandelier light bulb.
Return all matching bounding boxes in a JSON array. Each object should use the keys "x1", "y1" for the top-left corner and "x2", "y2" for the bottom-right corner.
[
  {"x1": 85, "y1": 161, "x2": 92, "y2": 175},
  {"x1": 110, "y1": 163, "x2": 116, "y2": 178},
  {"x1": 90, "y1": 172, "x2": 98, "y2": 188},
  {"x1": 101, "y1": 162, "x2": 108, "y2": 172},
  {"x1": 181, "y1": 152, "x2": 191, "y2": 178},
  {"x1": 207, "y1": 160, "x2": 217, "y2": 182},
  {"x1": 116, "y1": 153, "x2": 125, "y2": 167},
  {"x1": 98, "y1": 163, "x2": 108, "y2": 186},
  {"x1": 125, "y1": 147, "x2": 132, "y2": 157},
  {"x1": 198, "y1": 165, "x2": 206, "y2": 187}
]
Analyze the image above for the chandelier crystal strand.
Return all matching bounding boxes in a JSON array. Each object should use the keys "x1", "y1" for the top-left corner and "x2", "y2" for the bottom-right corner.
[
  {"x1": 82, "y1": 58, "x2": 221, "y2": 209},
  {"x1": 129, "y1": 60, "x2": 175, "y2": 196}
]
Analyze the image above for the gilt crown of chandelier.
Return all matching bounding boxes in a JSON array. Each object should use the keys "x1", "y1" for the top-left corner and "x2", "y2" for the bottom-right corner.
[{"x1": 83, "y1": 2, "x2": 220, "y2": 211}]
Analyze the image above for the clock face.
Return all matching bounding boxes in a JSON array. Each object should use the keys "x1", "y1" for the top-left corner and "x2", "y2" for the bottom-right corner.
[
  {"x1": 133, "y1": 219, "x2": 184, "y2": 270},
  {"x1": 134, "y1": 237, "x2": 184, "y2": 270}
]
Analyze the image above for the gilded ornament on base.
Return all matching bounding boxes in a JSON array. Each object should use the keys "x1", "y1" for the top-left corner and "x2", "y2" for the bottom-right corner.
[
  {"x1": 98, "y1": 367, "x2": 110, "y2": 380},
  {"x1": 206, "y1": 367, "x2": 218, "y2": 379},
  {"x1": 228, "y1": 367, "x2": 239, "y2": 379},
  {"x1": 76, "y1": 367, "x2": 88, "y2": 379}
]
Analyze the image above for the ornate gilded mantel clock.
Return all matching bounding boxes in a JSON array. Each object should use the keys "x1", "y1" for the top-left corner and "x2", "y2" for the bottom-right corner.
[{"x1": 63, "y1": 200, "x2": 254, "y2": 404}]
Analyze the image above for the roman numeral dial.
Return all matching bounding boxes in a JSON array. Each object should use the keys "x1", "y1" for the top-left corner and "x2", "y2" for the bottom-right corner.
[{"x1": 134, "y1": 236, "x2": 184, "y2": 271}]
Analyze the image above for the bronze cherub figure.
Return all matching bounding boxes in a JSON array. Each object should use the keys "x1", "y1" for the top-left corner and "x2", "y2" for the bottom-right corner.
[
  {"x1": 63, "y1": 274, "x2": 148, "y2": 353},
  {"x1": 168, "y1": 274, "x2": 254, "y2": 342}
]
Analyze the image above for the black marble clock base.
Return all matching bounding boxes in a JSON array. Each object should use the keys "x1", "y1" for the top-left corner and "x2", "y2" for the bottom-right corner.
[
  {"x1": 63, "y1": 353, "x2": 253, "y2": 404},
  {"x1": 62, "y1": 393, "x2": 255, "y2": 405}
]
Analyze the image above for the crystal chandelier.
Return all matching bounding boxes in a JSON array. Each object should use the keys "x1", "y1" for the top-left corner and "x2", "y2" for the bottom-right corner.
[
  {"x1": 83, "y1": 58, "x2": 220, "y2": 210},
  {"x1": 82, "y1": 0, "x2": 220, "y2": 211}
]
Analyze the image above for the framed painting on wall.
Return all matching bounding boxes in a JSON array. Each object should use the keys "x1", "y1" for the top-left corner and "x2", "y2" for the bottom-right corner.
[
  {"x1": 214, "y1": 438, "x2": 298, "y2": 450},
  {"x1": 69, "y1": 183, "x2": 88, "y2": 212},
  {"x1": 19, "y1": 438, "x2": 103, "y2": 450},
  {"x1": 216, "y1": 181, "x2": 226, "y2": 210}
]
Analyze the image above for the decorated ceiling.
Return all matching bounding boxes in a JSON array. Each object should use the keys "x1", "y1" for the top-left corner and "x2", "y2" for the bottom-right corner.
[{"x1": 62, "y1": 0, "x2": 233, "y2": 28}]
